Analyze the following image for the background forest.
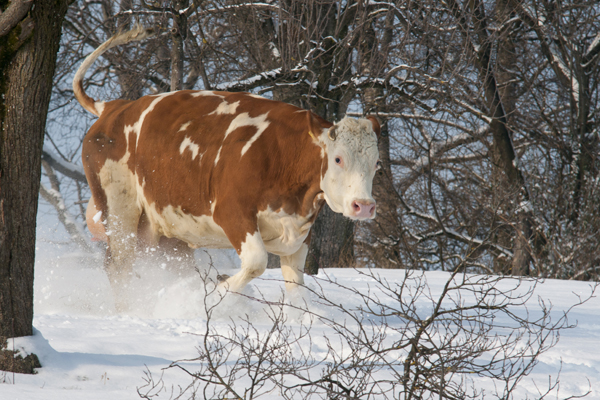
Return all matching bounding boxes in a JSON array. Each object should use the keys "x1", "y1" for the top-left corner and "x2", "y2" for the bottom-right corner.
[
  {"x1": 1, "y1": 1, "x2": 599, "y2": 397},
  {"x1": 42, "y1": 0, "x2": 600, "y2": 280}
]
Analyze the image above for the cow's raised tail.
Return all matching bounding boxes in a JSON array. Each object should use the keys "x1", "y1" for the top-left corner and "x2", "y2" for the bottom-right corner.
[{"x1": 73, "y1": 25, "x2": 154, "y2": 116}]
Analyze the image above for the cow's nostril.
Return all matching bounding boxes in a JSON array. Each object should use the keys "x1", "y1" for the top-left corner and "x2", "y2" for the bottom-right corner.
[{"x1": 352, "y1": 200, "x2": 376, "y2": 217}]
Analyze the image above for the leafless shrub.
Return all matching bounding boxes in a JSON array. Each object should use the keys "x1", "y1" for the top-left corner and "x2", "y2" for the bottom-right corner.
[{"x1": 138, "y1": 261, "x2": 594, "y2": 399}]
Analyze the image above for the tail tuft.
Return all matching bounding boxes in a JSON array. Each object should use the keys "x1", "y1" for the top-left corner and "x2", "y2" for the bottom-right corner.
[{"x1": 110, "y1": 24, "x2": 155, "y2": 47}]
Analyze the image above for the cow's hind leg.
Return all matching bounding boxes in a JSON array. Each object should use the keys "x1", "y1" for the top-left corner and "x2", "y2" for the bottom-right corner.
[
  {"x1": 220, "y1": 231, "x2": 268, "y2": 293},
  {"x1": 105, "y1": 204, "x2": 141, "y2": 311},
  {"x1": 98, "y1": 162, "x2": 141, "y2": 311}
]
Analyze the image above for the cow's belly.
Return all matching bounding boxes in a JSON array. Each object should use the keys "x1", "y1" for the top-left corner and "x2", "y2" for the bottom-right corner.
[
  {"x1": 141, "y1": 201, "x2": 311, "y2": 255},
  {"x1": 144, "y1": 203, "x2": 232, "y2": 249},
  {"x1": 258, "y1": 208, "x2": 312, "y2": 256}
]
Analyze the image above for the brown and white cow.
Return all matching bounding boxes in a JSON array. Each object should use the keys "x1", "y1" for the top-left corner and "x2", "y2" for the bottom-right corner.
[{"x1": 74, "y1": 27, "x2": 380, "y2": 307}]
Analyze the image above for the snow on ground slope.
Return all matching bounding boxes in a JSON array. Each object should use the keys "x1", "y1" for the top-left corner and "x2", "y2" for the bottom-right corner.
[{"x1": 1, "y1": 217, "x2": 599, "y2": 399}]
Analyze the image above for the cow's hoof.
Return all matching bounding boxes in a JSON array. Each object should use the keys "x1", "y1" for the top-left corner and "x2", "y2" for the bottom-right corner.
[{"x1": 216, "y1": 274, "x2": 230, "y2": 283}]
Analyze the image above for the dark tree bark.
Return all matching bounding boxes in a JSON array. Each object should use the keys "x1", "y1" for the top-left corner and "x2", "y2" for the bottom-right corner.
[
  {"x1": 483, "y1": 0, "x2": 527, "y2": 274},
  {"x1": 0, "y1": 0, "x2": 70, "y2": 339},
  {"x1": 473, "y1": 0, "x2": 533, "y2": 276},
  {"x1": 448, "y1": 0, "x2": 533, "y2": 275},
  {"x1": 305, "y1": 204, "x2": 355, "y2": 273},
  {"x1": 170, "y1": 0, "x2": 189, "y2": 91},
  {"x1": 0, "y1": 0, "x2": 33, "y2": 37}
]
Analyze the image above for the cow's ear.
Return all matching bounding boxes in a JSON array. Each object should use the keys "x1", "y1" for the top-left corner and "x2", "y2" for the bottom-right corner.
[
  {"x1": 366, "y1": 115, "x2": 381, "y2": 138},
  {"x1": 306, "y1": 110, "x2": 324, "y2": 140}
]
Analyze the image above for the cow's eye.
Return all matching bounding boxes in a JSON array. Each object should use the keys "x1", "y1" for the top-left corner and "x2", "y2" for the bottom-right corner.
[{"x1": 335, "y1": 157, "x2": 342, "y2": 165}]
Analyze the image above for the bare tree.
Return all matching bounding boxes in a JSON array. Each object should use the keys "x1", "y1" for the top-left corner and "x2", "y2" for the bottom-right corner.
[
  {"x1": 0, "y1": 0, "x2": 71, "y2": 341},
  {"x1": 46, "y1": 0, "x2": 600, "y2": 281},
  {"x1": 50, "y1": 0, "x2": 401, "y2": 272},
  {"x1": 349, "y1": 0, "x2": 600, "y2": 279}
]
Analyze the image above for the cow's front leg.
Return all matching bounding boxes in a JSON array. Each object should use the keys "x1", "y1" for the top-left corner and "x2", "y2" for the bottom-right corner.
[
  {"x1": 220, "y1": 231, "x2": 268, "y2": 293},
  {"x1": 280, "y1": 243, "x2": 308, "y2": 293}
]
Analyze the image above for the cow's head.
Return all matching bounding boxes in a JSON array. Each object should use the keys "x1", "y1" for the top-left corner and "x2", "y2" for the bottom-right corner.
[{"x1": 315, "y1": 116, "x2": 381, "y2": 220}]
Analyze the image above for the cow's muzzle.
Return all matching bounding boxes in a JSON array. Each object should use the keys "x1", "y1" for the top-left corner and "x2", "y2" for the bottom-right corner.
[{"x1": 351, "y1": 199, "x2": 376, "y2": 219}]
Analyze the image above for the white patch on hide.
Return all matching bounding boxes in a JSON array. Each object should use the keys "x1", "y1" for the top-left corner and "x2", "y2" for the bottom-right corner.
[
  {"x1": 240, "y1": 113, "x2": 270, "y2": 156},
  {"x1": 135, "y1": 190, "x2": 230, "y2": 250},
  {"x1": 208, "y1": 100, "x2": 240, "y2": 115},
  {"x1": 214, "y1": 112, "x2": 270, "y2": 165},
  {"x1": 192, "y1": 91, "x2": 225, "y2": 99},
  {"x1": 179, "y1": 136, "x2": 202, "y2": 161},
  {"x1": 178, "y1": 121, "x2": 192, "y2": 132},
  {"x1": 257, "y1": 207, "x2": 312, "y2": 256},
  {"x1": 94, "y1": 101, "x2": 105, "y2": 116},
  {"x1": 123, "y1": 91, "x2": 174, "y2": 150},
  {"x1": 97, "y1": 158, "x2": 140, "y2": 241}
]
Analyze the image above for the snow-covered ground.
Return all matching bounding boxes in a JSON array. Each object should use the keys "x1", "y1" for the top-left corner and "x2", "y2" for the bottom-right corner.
[{"x1": 1, "y1": 213, "x2": 599, "y2": 399}]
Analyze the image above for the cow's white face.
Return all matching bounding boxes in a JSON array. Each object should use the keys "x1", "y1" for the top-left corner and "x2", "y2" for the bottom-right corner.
[{"x1": 320, "y1": 117, "x2": 380, "y2": 220}]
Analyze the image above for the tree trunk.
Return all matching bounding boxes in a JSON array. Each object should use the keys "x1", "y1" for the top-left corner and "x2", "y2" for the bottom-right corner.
[
  {"x1": 368, "y1": 116, "x2": 402, "y2": 267},
  {"x1": 494, "y1": 0, "x2": 534, "y2": 276},
  {"x1": 457, "y1": 0, "x2": 533, "y2": 275},
  {"x1": 170, "y1": 0, "x2": 189, "y2": 92},
  {"x1": 305, "y1": 204, "x2": 355, "y2": 273},
  {"x1": 490, "y1": 0, "x2": 520, "y2": 274},
  {"x1": 0, "y1": 0, "x2": 70, "y2": 339}
]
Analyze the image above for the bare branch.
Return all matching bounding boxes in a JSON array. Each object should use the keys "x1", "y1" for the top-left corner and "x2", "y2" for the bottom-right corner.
[{"x1": 0, "y1": 0, "x2": 33, "y2": 37}]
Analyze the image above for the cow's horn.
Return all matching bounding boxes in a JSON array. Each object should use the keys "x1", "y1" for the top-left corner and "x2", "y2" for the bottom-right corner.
[{"x1": 328, "y1": 126, "x2": 337, "y2": 141}]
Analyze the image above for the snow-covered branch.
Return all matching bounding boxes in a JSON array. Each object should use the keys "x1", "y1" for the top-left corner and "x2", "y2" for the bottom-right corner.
[
  {"x1": 376, "y1": 112, "x2": 484, "y2": 136},
  {"x1": 213, "y1": 67, "x2": 283, "y2": 91},
  {"x1": 513, "y1": 3, "x2": 581, "y2": 109},
  {"x1": 39, "y1": 183, "x2": 94, "y2": 252},
  {"x1": 583, "y1": 31, "x2": 600, "y2": 67},
  {"x1": 41, "y1": 144, "x2": 87, "y2": 183},
  {"x1": 386, "y1": 64, "x2": 450, "y2": 87},
  {"x1": 399, "y1": 196, "x2": 513, "y2": 259},
  {"x1": 393, "y1": 127, "x2": 485, "y2": 175},
  {"x1": 198, "y1": 2, "x2": 290, "y2": 17}
]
